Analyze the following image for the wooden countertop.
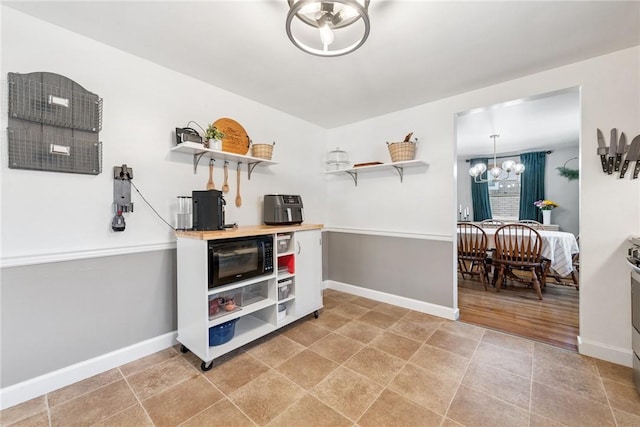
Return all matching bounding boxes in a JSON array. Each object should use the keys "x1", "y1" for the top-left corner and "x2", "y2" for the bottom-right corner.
[{"x1": 176, "y1": 224, "x2": 323, "y2": 240}]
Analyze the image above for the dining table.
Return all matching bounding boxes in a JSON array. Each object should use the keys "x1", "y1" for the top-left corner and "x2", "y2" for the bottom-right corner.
[{"x1": 478, "y1": 228, "x2": 579, "y2": 277}]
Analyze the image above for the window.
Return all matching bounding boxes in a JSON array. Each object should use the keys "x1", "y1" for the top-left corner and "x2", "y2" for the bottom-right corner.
[{"x1": 488, "y1": 156, "x2": 522, "y2": 221}]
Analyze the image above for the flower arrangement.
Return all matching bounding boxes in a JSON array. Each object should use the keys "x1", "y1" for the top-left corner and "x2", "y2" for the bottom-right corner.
[
  {"x1": 205, "y1": 124, "x2": 225, "y2": 141},
  {"x1": 534, "y1": 200, "x2": 559, "y2": 210}
]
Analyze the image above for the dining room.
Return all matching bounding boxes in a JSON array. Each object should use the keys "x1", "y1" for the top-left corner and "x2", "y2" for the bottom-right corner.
[{"x1": 455, "y1": 87, "x2": 581, "y2": 351}]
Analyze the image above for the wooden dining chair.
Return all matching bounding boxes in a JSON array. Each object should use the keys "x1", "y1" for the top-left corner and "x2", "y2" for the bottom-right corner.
[
  {"x1": 517, "y1": 220, "x2": 545, "y2": 230},
  {"x1": 457, "y1": 223, "x2": 489, "y2": 290},
  {"x1": 493, "y1": 224, "x2": 549, "y2": 299},
  {"x1": 479, "y1": 219, "x2": 505, "y2": 227}
]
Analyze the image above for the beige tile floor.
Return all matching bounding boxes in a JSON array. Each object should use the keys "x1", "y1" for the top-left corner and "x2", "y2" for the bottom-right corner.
[{"x1": 2, "y1": 289, "x2": 639, "y2": 427}]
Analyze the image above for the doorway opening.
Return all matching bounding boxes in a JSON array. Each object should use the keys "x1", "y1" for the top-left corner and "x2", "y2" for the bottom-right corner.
[{"x1": 454, "y1": 87, "x2": 581, "y2": 351}]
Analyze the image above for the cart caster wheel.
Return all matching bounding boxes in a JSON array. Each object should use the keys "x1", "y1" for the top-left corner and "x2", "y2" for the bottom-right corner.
[
  {"x1": 313, "y1": 310, "x2": 319, "y2": 319},
  {"x1": 201, "y1": 361, "x2": 213, "y2": 371},
  {"x1": 180, "y1": 345, "x2": 189, "y2": 354}
]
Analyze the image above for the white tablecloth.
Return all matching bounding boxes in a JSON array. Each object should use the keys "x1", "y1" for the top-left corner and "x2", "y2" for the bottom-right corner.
[{"x1": 478, "y1": 229, "x2": 579, "y2": 276}]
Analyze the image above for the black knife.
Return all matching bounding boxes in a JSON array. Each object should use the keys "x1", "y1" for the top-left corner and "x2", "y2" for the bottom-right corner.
[
  {"x1": 620, "y1": 136, "x2": 639, "y2": 178},
  {"x1": 608, "y1": 128, "x2": 617, "y2": 174},
  {"x1": 596, "y1": 129, "x2": 608, "y2": 173},
  {"x1": 629, "y1": 136, "x2": 640, "y2": 179},
  {"x1": 619, "y1": 136, "x2": 638, "y2": 178},
  {"x1": 615, "y1": 132, "x2": 626, "y2": 172}
]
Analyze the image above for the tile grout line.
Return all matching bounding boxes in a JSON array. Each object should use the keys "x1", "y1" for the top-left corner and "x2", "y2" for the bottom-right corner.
[
  {"x1": 439, "y1": 328, "x2": 485, "y2": 425},
  {"x1": 596, "y1": 371, "x2": 621, "y2": 427},
  {"x1": 188, "y1": 354, "x2": 259, "y2": 427},
  {"x1": 115, "y1": 366, "x2": 155, "y2": 426},
  {"x1": 45, "y1": 393, "x2": 52, "y2": 427},
  {"x1": 350, "y1": 336, "x2": 415, "y2": 426},
  {"x1": 43, "y1": 370, "x2": 124, "y2": 418}
]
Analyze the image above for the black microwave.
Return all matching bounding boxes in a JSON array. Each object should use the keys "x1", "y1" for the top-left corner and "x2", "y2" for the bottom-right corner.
[{"x1": 208, "y1": 235, "x2": 274, "y2": 289}]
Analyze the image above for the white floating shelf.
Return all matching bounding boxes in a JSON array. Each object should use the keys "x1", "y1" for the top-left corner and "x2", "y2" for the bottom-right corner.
[
  {"x1": 171, "y1": 141, "x2": 277, "y2": 179},
  {"x1": 324, "y1": 160, "x2": 428, "y2": 186}
]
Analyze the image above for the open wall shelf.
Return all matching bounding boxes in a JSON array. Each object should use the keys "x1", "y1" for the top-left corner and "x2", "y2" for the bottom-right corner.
[
  {"x1": 171, "y1": 141, "x2": 277, "y2": 179},
  {"x1": 324, "y1": 160, "x2": 428, "y2": 186}
]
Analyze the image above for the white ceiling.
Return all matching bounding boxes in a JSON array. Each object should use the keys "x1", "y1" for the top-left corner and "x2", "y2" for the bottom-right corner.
[
  {"x1": 4, "y1": 0, "x2": 639, "y2": 155},
  {"x1": 456, "y1": 87, "x2": 581, "y2": 158}
]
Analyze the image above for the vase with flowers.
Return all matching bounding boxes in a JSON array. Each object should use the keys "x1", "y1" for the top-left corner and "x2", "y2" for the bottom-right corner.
[{"x1": 534, "y1": 200, "x2": 558, "y2": 225}]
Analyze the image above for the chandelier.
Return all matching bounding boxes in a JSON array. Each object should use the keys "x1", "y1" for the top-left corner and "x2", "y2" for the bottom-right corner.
[
  {"x1": 468, "y1": 134, "x2": 525, "y2": 183},
  {"x1": 286, "y1": 0, "x2": 370, "y2": 57}
]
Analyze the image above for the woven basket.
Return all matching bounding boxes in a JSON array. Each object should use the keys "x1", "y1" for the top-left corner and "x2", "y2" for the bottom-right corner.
[
  {"x1": 387, "y1": 142, "x2": 416, "y2": 162},
  {"x1": 251, "y1": 143, "x2": 274, "y2": 160}
]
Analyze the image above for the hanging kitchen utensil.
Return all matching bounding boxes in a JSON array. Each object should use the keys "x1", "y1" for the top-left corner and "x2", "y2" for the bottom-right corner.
[
  {"x1": 206, "y1": 159, "x2": 215, "y2": 190},
  {"x1": 213, "y1": 118, "x2": 250, "y2": 155},
  {"x1": 222, "y1": 161, "x2": 230, "y2": 193},
  {"x1": 607, "y1": 128, "x2": 617, "y2": 174},
  {"x1": 620, "y1": 135, "x2": 639, "y2": 178},
  {"x1": 596, "y1": 129, "x2": 608, "y2": 173},
  {"x1": 615, "y1": 132, "x2": 626, "y2": 172},
  {"x1": 235, "y1": 163, "x2": 242, "y2": 207}
]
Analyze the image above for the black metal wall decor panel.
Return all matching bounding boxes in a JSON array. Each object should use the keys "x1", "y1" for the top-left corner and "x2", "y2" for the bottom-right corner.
[{"x1": 7, "y1": 72, "x2": 103, "y2": 175}]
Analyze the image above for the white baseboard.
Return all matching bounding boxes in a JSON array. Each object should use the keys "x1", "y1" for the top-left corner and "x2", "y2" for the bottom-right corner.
[
  {"x1": 324, "y1": 280, "x2": 459, "y2": 320},
  {"x1": 0, "y1": 331, "x2": 178, "y2": 410},
  {"x1": 577, "y1": 335, "x2": 633, "y2": 367}
]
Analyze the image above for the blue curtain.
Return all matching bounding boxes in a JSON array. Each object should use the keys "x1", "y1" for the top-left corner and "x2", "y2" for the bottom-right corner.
[
  {"x1": 470, "y1": 158, "x2": 492, "y2": 221},
  {"x1": 519, "y1": 152, "x2": 546, "y2": 221}
]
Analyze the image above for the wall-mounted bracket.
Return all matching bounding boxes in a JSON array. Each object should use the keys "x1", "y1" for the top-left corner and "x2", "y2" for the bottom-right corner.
[
  {"x1": 392, "y1": 165, "x2": 405, "y2": 183},
  {"x1": 113, "y1": 164, "x2": 133, "y2": 180},
  {"x1": 345, "y1": 171, "x2": 358, "y2": 186},
  {"x1": 247, "y1": 161, "x2": 263, "y2": 180},
  {"x1": 193, "y1": 152, "x2": 207, "y2": 174}
]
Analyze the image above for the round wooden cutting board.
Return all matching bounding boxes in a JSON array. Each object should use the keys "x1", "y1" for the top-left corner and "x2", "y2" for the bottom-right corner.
[{"x1": 213, "y1": 118, "x2": 250, "y2": 155}]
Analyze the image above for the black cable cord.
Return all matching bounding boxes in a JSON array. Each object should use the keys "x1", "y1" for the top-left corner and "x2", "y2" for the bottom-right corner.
[{"x1": 129, "y1": 179, "x2": 176, "y2": 231}]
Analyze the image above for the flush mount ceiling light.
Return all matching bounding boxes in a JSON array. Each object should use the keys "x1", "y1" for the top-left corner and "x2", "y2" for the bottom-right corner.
[
  {"x1": 469, "y1": 134, "x2": 525, "y2": 183},
  {"x1": 286, "y1": 0, "x2": 370, "y2": 57}
]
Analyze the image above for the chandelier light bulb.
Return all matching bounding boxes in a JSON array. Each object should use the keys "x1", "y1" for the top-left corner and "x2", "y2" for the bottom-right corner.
[
  {"x1": 502, "y1": 160, "x2": 516, "y2": 172},
  {"x1": 490, "y1": 166, "x2": 502, "y2": 179},
  {"x1": 514, "y1": 163, "x2": 526, "y2": 174},
  {"x1": 475, "y1": 163, "x2": 487, "y2": 174},
  {"x1": 319, "y1": 23, "x2": 335, "y2": 49},
  {"x1": 469, "y1": 166, "x2": 479, "y2": 177}
]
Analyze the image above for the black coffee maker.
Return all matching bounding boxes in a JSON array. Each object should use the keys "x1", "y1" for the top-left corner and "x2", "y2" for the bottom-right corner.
[{"x1": 192, "y1": 190, "x2": 225, "y2": 231}]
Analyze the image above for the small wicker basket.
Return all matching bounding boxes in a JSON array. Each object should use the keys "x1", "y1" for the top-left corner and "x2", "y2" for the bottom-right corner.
[
  {"x1": 387, "y1": 141, "x2": 416, "y2": 162},
  {"x1": 251, "y1": 142, "x2": 275, "y2": 160}
]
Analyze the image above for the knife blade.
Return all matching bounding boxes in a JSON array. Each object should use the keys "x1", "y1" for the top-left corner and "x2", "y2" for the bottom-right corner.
[
  {"x1": 615, "y1": 132, "x2": 626, "y2": 172},
  {"x1": 608, "y1": 128, "x2": 617, "y2": 174},
  {"x1": 620, "y1": 135, "x2": 639, "y2": 178},
  {"x1": 596, "y1": 128, "x2": 608, "y2": 173}
]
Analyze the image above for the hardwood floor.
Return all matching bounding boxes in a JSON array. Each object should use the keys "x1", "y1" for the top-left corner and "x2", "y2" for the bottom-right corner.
[{"x1": 457, "y1": 274, "x2": 579, "y2": 352}]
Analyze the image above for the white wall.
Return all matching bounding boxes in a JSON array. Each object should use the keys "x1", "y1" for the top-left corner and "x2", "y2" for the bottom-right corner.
[
  {"x1": 546, "y1": 145, "x2": 580, "y2": 235},
  {"x1": 327, "y1": 47, "x2": 640, "y2": 366},
  {"x1": 0, "y1": 7, "x2": 327, "y2": 265}
]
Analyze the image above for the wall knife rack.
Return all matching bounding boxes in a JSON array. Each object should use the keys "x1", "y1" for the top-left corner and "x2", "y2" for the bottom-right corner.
[{"x1": 7, "y1": 72, "x2": 103, "y2": 175}]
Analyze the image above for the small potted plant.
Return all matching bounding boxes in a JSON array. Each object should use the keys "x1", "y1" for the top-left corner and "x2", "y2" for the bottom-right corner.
[{"x1": 205, "y1": 124, "x2": 225, "y2": 150}]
